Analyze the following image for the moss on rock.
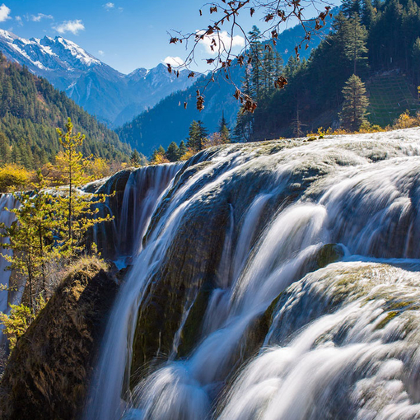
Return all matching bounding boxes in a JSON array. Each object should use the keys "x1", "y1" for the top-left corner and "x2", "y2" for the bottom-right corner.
[
  {"x1": 0, "y1": 257, "x2": 119, "y2": 420},
  {"x1": 316, "y1": 244, "x2": 346, "y2": 269}
]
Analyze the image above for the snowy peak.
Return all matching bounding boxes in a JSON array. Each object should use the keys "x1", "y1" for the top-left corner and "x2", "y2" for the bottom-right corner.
[
  {"x1": 0, "y1": 29, "x2": 195, "y2": 126},
  {"x1": 0, "y1": 29, "x2": 101, "y2": 72},
  {"x1": 127, "y1": 67, "x2": 148, "y2": 81},
  {"x1": 40, "y1": 35, "x2": 101, "y2": 68}
]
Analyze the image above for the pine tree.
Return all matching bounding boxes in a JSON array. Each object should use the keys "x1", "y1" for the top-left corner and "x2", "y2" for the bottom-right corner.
[
  {"x1": 340, "y1": 74, "x2": 370, "y2": 131},
  {"x1": 0, "y1": 174, "x2": 60, "y2": 309},
  {"x1": 219, "y1": 113, "x2": 231, "y2": 143},
  {"x1": 54, "y1": 118, "x2": 112, "y2": 256},
  {"x1": 186, "y1": 120, "x2": 208, "y2": 151},
  {"x1": 165, "y1": 141, "x2": 180, "y2": 162},
  {"x1": 412, "y1": 37, "x2": 420, "y2": 85},
  {"x1": 342, "y1": 0, "x2": 362, "y2": 17},
  {"x1": 178, "y1": 140, "x2": 187, "y2": 158},
  {"x1": 361, "y1": 0, "x2": 375, "y2": 28},
  {"x1": 233, "y1": 111, "x2": 253, "y2": 142},
  {"x1": 0, "y1": 131, "x2": 10, "y2": 165},
  {"x1": 130, "y1": 150, "x2": 142, "y2": 167},
  {"x1": 150, "y1": 145, "x2": 169, "y2": 164},
  {"x1": 249, "y1": 26, "x2": 263, "y2": 101},
  {"x1": 345, "y1": 13, "x2": 369, "y2": 76},
  {"x1": 284, "y1": 55, "x2": 302, "y2": 78},
  {"x1": 262, "y1": 48, "x2": 283, "y2": 97}
]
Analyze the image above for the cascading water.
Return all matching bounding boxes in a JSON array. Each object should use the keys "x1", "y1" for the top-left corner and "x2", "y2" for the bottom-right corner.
[
  {"x1": 0, "y1": 194, "x2": 19, "y2": 316},
  {"x1": 84, "y1": 128, "x2": 420, "y2": 420},
  {"x1": 92, "y1": 163, "x2": 182, "y2": 263}
]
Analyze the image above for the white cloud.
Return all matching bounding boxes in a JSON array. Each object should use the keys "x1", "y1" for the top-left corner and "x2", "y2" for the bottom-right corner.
[
  {"x1": 54, "y1": 19, "x2": 85, "y2": 35},
  {"x1": 98, "y1": 50, "x2": 105, "y2": 56},
  {"x1": 0, "y1": 4, "x2": 11, "y2": 22},
  {"x1": 15, "y1": 15, "x2": 22, "y2": 25},
  {"x1": 163, "y1": 56, "x2": 185, "y2": 67},
  {"x1": 31, "y1": 13, "x2": 53, "y2": 22},
  {"x1": 103, "y1": 2, "x2": 114, "y2": 10},
  {"x1": 197, "y1": 30, "x2": 245, "y2": 55}
]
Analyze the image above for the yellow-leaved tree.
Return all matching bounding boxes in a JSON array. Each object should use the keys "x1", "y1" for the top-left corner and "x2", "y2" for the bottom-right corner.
[
  {"x1": 0, "y1": 118, "x2": 113, "y2": 351},
  {"x1": 54, "y1": 118, "x2": 112, "y2": 257},
  {"x1": 0, "y1": 178, "x2": 59, "y2": 306}
]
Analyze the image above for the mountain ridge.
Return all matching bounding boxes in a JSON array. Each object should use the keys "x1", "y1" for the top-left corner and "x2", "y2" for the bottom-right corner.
[
  {"x1": 0, "y1": 51, "x2": 131, "y2": 169},
  {"x1": 116, "y1": 16, "x2": 335, "y2": 156},
  {"x1": 0, "y1": 29, "x2": 194, "y2": 126}
]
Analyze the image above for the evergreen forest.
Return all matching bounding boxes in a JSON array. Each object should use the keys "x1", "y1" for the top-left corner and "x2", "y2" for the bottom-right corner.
[
  {"x1": 0, "y1": 52, "x2": 131, "y2": 170},
  {"x1": 248, "y1": 0, "x2": 420, "y2": 140}
]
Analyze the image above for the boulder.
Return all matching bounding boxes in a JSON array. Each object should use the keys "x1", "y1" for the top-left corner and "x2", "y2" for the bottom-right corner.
[{"x1": 0, "y1": 257, "x2": 119, "y2": 420}]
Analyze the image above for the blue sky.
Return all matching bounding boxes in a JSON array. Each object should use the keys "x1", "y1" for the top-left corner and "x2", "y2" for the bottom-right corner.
[{"x1": 0, "y1": 0, "x2": 337, "y2": 74}]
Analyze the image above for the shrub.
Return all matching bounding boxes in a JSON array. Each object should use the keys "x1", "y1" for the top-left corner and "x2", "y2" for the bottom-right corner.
[
  {"x1": 392, "y1": 110, "x2": 420, "y2": 129},
  {"x1": 0, "y1": 164, "x2": 32, "y2": 192}
]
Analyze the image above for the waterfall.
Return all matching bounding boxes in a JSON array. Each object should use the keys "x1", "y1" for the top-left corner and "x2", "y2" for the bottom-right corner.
[
  {"x1": 0, "y1": 194, "x2": 19, "y2": 316},
  {"x1": 84, "y1": 128, "x2": 420, "y2": 420},
  {"x1": 116, "y1": 163, "x2": 182, "y2": 258},
  {"x1": 92, "y1": 163, "x2": 182, "y2": 263}
]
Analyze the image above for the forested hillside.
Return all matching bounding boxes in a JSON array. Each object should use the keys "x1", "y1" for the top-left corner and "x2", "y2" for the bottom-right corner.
[
  {"x1": 249, "y1": 0, "x2": 420, "y2": 140},
  {"x1": 120, "y1": 0, "x2": 420, "y2": 152},
  {"x1": 0, "y1": 52, "x2": 131, "y2": 169},
  {"x1": 116, "y1": 17, "x2": 334, "y2": 155}
]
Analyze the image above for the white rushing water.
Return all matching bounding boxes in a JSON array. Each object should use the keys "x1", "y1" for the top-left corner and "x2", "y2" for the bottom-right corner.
[
  {"x1": 0, "y1": 194, "x2": 18, "y2": 316},
  {"x1": 92, "y1": 164, "x2": 182, "y2": 264},
  {"x1": 84, "y1": 128, "x2": 420, "y2": 420}
]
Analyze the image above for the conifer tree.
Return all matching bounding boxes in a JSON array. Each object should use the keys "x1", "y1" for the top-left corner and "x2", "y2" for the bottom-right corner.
[
  {"x1": 186, "y1": 120, "x2": 208, "y2": 151},
  {"x1": 0, "y1": 131, "x2": 10, "y2": 165},
  {"x1": 54, "y1": 118, "x2": 111, "y2": 256},
  {"x1": 340, "y1": 74, "x2": 370, "y2": 131},
  {"x1": 361, "y1": 0, "x2": 375, "y2": 28},
  {"x1": 412, "y1": 37, "x2": 420, "y2": 85},
  {"x1": 178, "y1": 140, "x2": 187, "y2": 158},
  {"x1": 262, "y1": 48, "x2": 283, "y2": 97},
  {"x1": 150, "y1": 145, "x2": 169, "y2": 164},
  {"x1": 345, "y1": 13, "x2": 369, "y2": 76},
  {"x1": 249, "y1": 26, "x2": 264, "y2": 101},
  {"x1": 284, "y1": 55, "x2": 302, "y2": 78},
  {"x1": 342, "y1": 0, "x2": 362, "y2": 17},
  {"x1": 130, "y1": 150, "x2": 142, "y2": 167},
  {"x1": 165, "y1": 141, "x2": 180, "y2": 162},
  {"x1": 219, "y1": 113, "x2": 231, "y2": 143},
  {"x1": 233, "y1": 63, "x2": 254, "y2": 142},
  {"x1": 0, "y1": 173, "x2": 60, "y2": 309}
]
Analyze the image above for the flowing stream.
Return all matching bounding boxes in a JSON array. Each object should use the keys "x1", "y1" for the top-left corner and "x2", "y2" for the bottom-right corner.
[{"x1": 85, "y1": 128, "x2": 420, "y2": 420}]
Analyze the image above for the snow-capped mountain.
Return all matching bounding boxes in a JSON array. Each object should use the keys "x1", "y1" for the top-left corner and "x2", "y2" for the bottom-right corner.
[
  {"x1": 0, "y1": 29, "x2": 193, "y2": 126},
  {"x1": 0, "y1": 29, "x2": 101, "y2": 74}
]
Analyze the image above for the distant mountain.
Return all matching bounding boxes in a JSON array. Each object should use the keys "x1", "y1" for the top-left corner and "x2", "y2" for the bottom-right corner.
[
  {"x1": 116, "y1": 16, "x2": 335, "y2": 156},
  {"x1": 0, "y1": 51, "x2": 131, "y2": 169},
  {"x1": 0, "y1": 30, "x2": 194, "y2": 126}
]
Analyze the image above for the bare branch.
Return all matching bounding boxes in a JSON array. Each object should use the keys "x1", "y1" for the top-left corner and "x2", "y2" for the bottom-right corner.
[{"x1": 169, "y1": 0, "x2": 334, "y2": 110}]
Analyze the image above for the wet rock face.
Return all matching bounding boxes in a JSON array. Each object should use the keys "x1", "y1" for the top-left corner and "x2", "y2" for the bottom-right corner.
[
  {"x1": 90, "y1": 169, "x2": 134, "y2": 260},
  {"x1": 0, "y1": 259, "x2": 119, "y2": 420},
  {"x1": 130, "y1": 201, "x2": 230, "y2": 386},
  {"x1": 93, "y1": 164, "x2": 182, "y2": 261},
  {"x1": 316, "y1": 243, "x2": 346, "y2": 268}
]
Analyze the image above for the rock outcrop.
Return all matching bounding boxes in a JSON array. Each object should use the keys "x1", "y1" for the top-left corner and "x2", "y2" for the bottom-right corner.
[{"x1": 0, "y1": 257, "x2": 119, "y2": 420}]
